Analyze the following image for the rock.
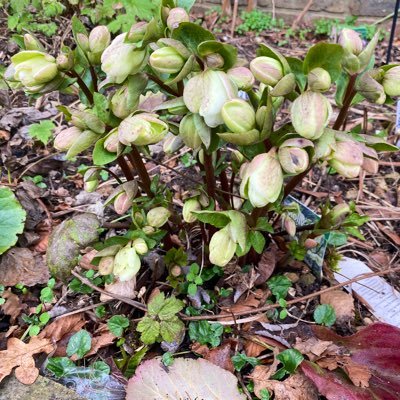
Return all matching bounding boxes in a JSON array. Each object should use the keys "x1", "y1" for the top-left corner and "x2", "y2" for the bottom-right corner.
[
  {"x1": 0, "y1": 375, "x2": 85, "y2": 400},
  {"x1": 46, "y1": 213, "x2": 100, "y2": 280}
]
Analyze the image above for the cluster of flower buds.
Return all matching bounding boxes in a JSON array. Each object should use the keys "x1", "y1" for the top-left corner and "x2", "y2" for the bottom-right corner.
[
  {"x1": 240, "y1": 148, "x2": 283, "y2": 208},
  {"x1": 83, "y1": 168, "x2": 100, "y2": 192},
  {"x1": 77, "y1": 26, "x2": 111, "y2": 65}
]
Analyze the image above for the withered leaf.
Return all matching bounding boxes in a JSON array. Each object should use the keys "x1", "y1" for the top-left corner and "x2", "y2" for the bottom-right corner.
[
  {"x1": 1, "y1": 289, "x2": 23, "y2": 322},
  {"x1": 320, "y1": 290, "x2": 355, "y2": 323}
]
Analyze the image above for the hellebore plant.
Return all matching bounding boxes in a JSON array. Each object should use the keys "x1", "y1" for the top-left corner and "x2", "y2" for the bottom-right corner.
[{"x1": 6, "y1": 3, "x2": 399, "y2": 283}]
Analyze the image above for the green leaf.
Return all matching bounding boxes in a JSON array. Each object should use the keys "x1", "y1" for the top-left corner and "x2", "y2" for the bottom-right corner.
[
  {"x1": 345, "y1": 226, "x2": 366, "y2": 241},
  {"x1": 226, "y1": 210, "x2": 247, "y2": 252},
  {"x1": 189, "y1": 321, "x2": 223, "y2": 348},
  {"x1": 162, "y1": 351, "x2": 174, "y2": 366},
  {"x1": 46, "y1": 357, "x2": 76, "y2": 377},
  {"x1": 192, "y1": 211, "x2": 231, "y2": 228},
  {"x1": 232, "y1": 352, "x2": 260, "y2": 372},
  {"x1": 249, "y1": 231, "x2": 266, "y2": 254},
  {"x1": 93, "y1": 136, "x2": 119, "y2": 165},
  {"x1": 160, "y1": 316, "x2": 184, "y2": 342},
  {"x1": 0, "y1": 187, "x2": 26, "y2": 255},
  {"x1": 188, "y1": 283, "x2": 197, "y2": 296},
  {"x1": 108, "y1": 315, "x2": 130, "y2": 337},
  {"x1": 137, "y1": 317, "x2": 160, "y2": 344},
  {"x1": 66, "y1": 329, "x2": 92, "y2": 359},
  {"x1": 40, "y1": 287, "x2": 53, "y2": 303},
  {"x1": 158, "y1": 296, "x2": 184, "y2": 320},
  {"x1": 327, "y1": 231, "x2": 348, "y2": 247},
  {"x1": 267, "y1": 275, "x2": 292, "y2": 299},
  {"x1": 303, "y1": 43, "x2": 344, "y2": 82},
  {"x1": 176, "y1": 0, "x2": 195, "y2": 11},
  {"x1": 124, "y1": 346, "x2": 148, "y2": 378},
  {"x1": 28, "y1": 120, "x2": 55, "y2": 145},
  {"x1": 274, "y1": 349, "x2": 304, "y2": 378},
  {"x1": 256, "y1": 44, "x2": 290, "y2": 74},
  {"x1": 197, "y1": 40, "x2": 237, "y2": 70},
  {"x1": 172, "y1": 22, "x2": 215, "y2": 55},
  {"x1": 256, "y1": 217, "x2": 274, "y2": 233},
  {"x1": 93, "y1": 92, "x2": 111, "y2": 124},
  {"x1": 39, "y1": 312, "x2": 50, "y2": 324},
  {"x1": 314, "y1": 304, "x2": 336, "y2": 327},
  {"x1": 95, "y1": 305, "x2": 106, "y2": 319},
  {"x1": 29, "y1": 325, "x2": 40, "y2": 336},
  {"x1": 366, "y1": 142, "x2": 399, "y2": 152},
  {"x1": 286, "y1": 57, "x2": 307, "y2": 91},
  {"x1": 147, "y1": 293, "x2": 166, "y2": 316}
]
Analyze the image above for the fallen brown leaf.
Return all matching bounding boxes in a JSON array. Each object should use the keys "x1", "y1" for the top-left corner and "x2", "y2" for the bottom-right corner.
[
  {"x1": 255, "y1": 243, "x2": 278, "y2": 285},
  {"x1": 294, "y1": 337, "x2": 338, "y2": 361},
  {"x1": 1, "y1": 289, "x2": 23, "y2": 322},
  {"x1": 376, "y1": 222, "x2": 400, "y2": 246},
  {"x1": 342, "y1": 356, "x2": 372, "y2": 388},
  {"x1": 320, "y1": 290, "x2": 355, "y2": 323},
  {"x1": 0, "y1": 248, "x2": 49, "y2": 286},
  {"x1": 100, "y1": 277, "x2": 137, "y2": 301},
  {"x1": 82, "y1": 325, "x2": 116, "y2": 359},
  {"x1": 0, "y1": 336, "x2": 53, "y2": 384},
  {"x1": 204, "y1": 343, "x2": 234, "y2": 372}
]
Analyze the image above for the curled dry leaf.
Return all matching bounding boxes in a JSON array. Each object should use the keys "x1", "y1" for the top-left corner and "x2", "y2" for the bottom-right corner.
[
  {"x1": 100, "y1": 276, "x2": 136, "y2": 301},
  {"x1": 191, "y1": 342, "x2": 234, "y2": 372},
  {"x1": 127, "y1": 357, "x2": 246, "y2": 400},
  {"x1": 79, "y1": 325, "x2": 115, "y2": 359},
  {"x1": 0, "y1": 248, "x2": 49, "y2": 286},
  {"x1": 0, "y1": 336, "x2": 53, "y2": 384},
  {"x1": 1, "y1": 289, "x2": 23, "y2": 322},
  {"x1": 320, "y1": 289, "x2": 355, "y2": 323},
  {"x1": 255, "y1": 242, "x2": 279, "y2": 285}
]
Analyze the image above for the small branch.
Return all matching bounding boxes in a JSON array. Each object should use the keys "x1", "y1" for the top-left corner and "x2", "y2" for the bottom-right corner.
[
  {"x1": 182, "y1": 265, "x2": 400, "y2": 321},
  {"x1": 230, "y1": 0, "x2": 239, "y2": 37},
  {"x1": 291, "y1": 0, "x2": 314, "y2": 30},
  {"x1": 129, "y1": 146, "x2": 153, "y2": 197},
  {"x1": 333, "y1": 74, "x2": 358, "y2": 130},
  {"x1": 67, "y1": 70, "x2": 94, "y2": 105},
  {"x1": 203, "y1": 151, "x2": 216, "y2": 200},
  {"x1": 147, "y1": 73, "x2": 179, "y2": 97}
]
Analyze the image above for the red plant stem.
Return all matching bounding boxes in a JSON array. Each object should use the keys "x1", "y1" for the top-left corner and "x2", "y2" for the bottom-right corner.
[
  {"x1": 67, "y1": 70, "x2": 94, "y2": 105},
  {"x1": 147, "y1": 73, "x2": 180, "y2": 97},
  {"x1": 117, "y1": 156, "x2": 134, "y2": 181},
  {"x1": 129, "y1": 146, "x2": 153, "y2": 197},
  {"x1": 217, "y1": 150, "x2": 230, "y2": 208},
  {"x1": 203, "y1": 151, "x2": 216, "y2": 200},
  {"x1": 230, "y1": 172, "x2": 236, "y2": 208},
  {"x1": 89, "y1": 65, "x2": 98, "y2": 93},
  {"x1": 332, "y1": 74, "x2": 358, "y2": 130}
]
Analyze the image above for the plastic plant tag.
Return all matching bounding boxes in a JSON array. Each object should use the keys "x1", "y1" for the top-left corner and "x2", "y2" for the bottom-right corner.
[
  {"x1": 284, "y1": 195, "x2": 327, "y2": 278},
  {"x1": 334, "y1": 257, "x2": 400, "y2": 327},
  {"x1": 396, "y1": 99, "x2": 400, "y2": 135}
]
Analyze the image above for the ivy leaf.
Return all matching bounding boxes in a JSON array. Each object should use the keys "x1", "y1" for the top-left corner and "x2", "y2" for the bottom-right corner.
[
  {"x1": 66, "y1": 329, "x2": 92, "y2": 359},
  {"x1": 137, "y1": 317, "x2": 160, "y2": 344},
  {"x1": 160, "y1": 317, "x2": 184, "y2": 343},
  {"x1": 108, "y1": 315, "x2": 130, "y2": 337},
  {"x1": 28, "y1": 120, "x2": 55, "y2": 145},
  {"x1": 273, "y1": 349, "x2": 304, "y2": 379},
  {"x1": 158, "y1": 296, "x2": 184, "y2": 320},
  {"x1": 231, "y1": 352, "x2": 260, "y2": 372},
  {"x1": 46, "y1": 357, "x2": 76, "y2": 378},
  {"x1": 267, "y1": 275, "x2": 292, "y2": 299},
  {"x1": 0, "y1": 187, "x2": 26, "y2": 255},
  {"x1": 314, "y1": 304, "x2": 336, "y2": 327}
]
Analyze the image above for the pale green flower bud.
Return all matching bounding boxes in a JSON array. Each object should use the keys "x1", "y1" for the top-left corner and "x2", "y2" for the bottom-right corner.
[
  {"x1": 338, "y1": 29, "x2": 363, "y2": 56},
  {"x1": 270, "y1": 73, "x2": 296, "y2": 97},
  {"x1": 149, "y1": 46, "x2": 185, "y2": 74},
  {"x1": 104, "y1": 128, "x2": 120, "y2": 153},
  {"x1": 84, "y1": 168, "x2": 100, "y2": 193},
  {"x1": 231, "y1": 149, "x2": 245, "y2": 173},
  {"x1": 170, "y1": 265, "x2": 182, "y2": 277},
  {"x1": 183, "y1": 198, "x2": 201, "y2": 223},
  {"x1": 283, "y1": 215, "x2": 296, "y2": 237},
  {"x1": 221, "y1": 99, "x2": 256, "y2": 133},
  {"x1": 329, "y1": 141, "x2": 364, "y2": 178},
  {"x1": 183, "y1": 70, "x2": 238, "y2": 127},
  {"x1": 132, "y1": 238, "x2": 148, "y2": 255},
  {"x1": 89, "y1": 26, "x2": 111, "y2": 54},
  {"x1": 330, "y1": 203, "x2": 351, "y2": 224},
  {"x1": 227, "y1": 67, "x2": 255, "y2": 91},
  {"x1": 23, "y1": 34, "x2": 43, "y2": 51},
  {"x1": 113, "y1": 193, "x2": 131, "y2": 215},
  {"x1": 54, "y1": 126, "x2": 82, "y2": 151},
  {"x1": 209, "y1": 226, "x2": 236, "y2": 267},
  {"x1": 70, "y1": 109, "x2": 105, "y2": 134},
  {"x1": 356, "y1": 72, "x2": 386, "y2": 104},
  {"x1": 105, "y1": 181, "x2": 138, "y2": 215},
  {"x1": 56, "y1": 51, "x2": 74, "y2": 71},
  {"x1": 127, "y1": 21, "x2": 148, "y2": 42},
  {"x1": 278, "y1": 138, "x2": 312, "y2": 175},
  {"x1": 76, "y1": 33, "x2": 90, "y2": 53},
  {"x1": 250, "y1": 56, "x2": 283, "y2": 86},
  {"x1": 113, "y1": 243, "x2": 141, "y2": 281},
  {"x1": 308, "y1": 67, "x2": 331, "y2": 92},
  {"x1": 291, "y1": 91, "x2": 332, "y2": 140},
  {"x1": 118, "y1": 113, "x2": 168, "y2": 146},
  {"x1": 98, "y1": 256, "x2": 114, "y2": 275},
  {"x1": 101, "y1": 33, "x2": 147, "y2": 84},
  {"x1": 240, "y1": 148, "x2": 283, "y2": 208},
  {"x1": 147, "y1": 207, "x2": 171, "y2": 228},
  {"x1": 382, "y1": 66, "x2": 400, "y2": 97},
  {"x1": 305, "y1": 238, "x2": 318, "y2": 249},
  {"x1": 179, "y1": 114, "x2": 204, "y2": 150},
  {"x1": 11, "y1": 51, "x2": 58, "y2": 92},
  {"x1": 163, "y1": 132, "x2": 184, "y2": 154},
  {"x1": 142, "y1": 225, "x2": 155, "y2": 235},
  {"x1": 204, "y1": 53, "x2": 225, "y2": 69},
  {"x1": 167, "y1": 7, "x2": 190, "y2": 30}
]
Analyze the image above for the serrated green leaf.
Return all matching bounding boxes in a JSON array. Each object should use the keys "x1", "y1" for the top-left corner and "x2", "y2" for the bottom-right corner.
[
  {"x1": 160, "y1": 316, "x2": 184, "y2": 343},
  {"x1": 314, "y1": 304, "x2": 336, "y2": 327},
  {"x1": 0, "y1": 187, "x2": 26, "y2": 255},
  {"x1": 108, "y1": 315, "x2": 130, "y2": 337},
  {"x1": 137, "y1": 317, "x2": 160, "y2": 344},
  {"x1": 28, "y1": 120, "x2": 55, "y2": 145},
  {"x1": 66, "y1": 329, "x2": 92, "y2": 359},
  {"x1": 344, "y1": 226, "x2": 365, "y2": 241},
  {"x1": 147, "y1": 293, "x2": 166, "y2": 316},
  {"x1": 267, "y1": 275, "x2": 292, "y2": 299},
  {"x1": 158, "y1": 296, "x2": 184, "y2": 320}
]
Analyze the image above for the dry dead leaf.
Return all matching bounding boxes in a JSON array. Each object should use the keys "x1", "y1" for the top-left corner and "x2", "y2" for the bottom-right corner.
[
  {"x1": 79, "y1": 249, "x2": 98, "y2": 270},
  {"x1": 82, "y1": 325, "x2": 115, "y2": 359},
  {"x1": 205, "y1": 343, "x2": 234, "y2": 372},
  {"x1": 320, "y1": 290, "x2": 355, "y2": 323},
  {"x1": 252, "y1": 370, "x2": 318, "y2": 400},
  {"x1": 100, "y1": 277, "x2": 136, "y2": 301},
  {"x1": 294, "y1": 337, "x2": 338, "y2": 361},
  {"x1": 255, "y1": 243, "x2": 278, "y2": 285},
  {"x1": 1, "y1": 289, "x2": 23, "y2": 322},
  {"x1": 0, "y1": 336, "x2": 53, "y2": 384},
  {"x1": 0, "y1": 248, "x2": 49, "y2": 286},
  {"x1": 341, "y1": 356, "x2": 372, "y2": 388}
]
